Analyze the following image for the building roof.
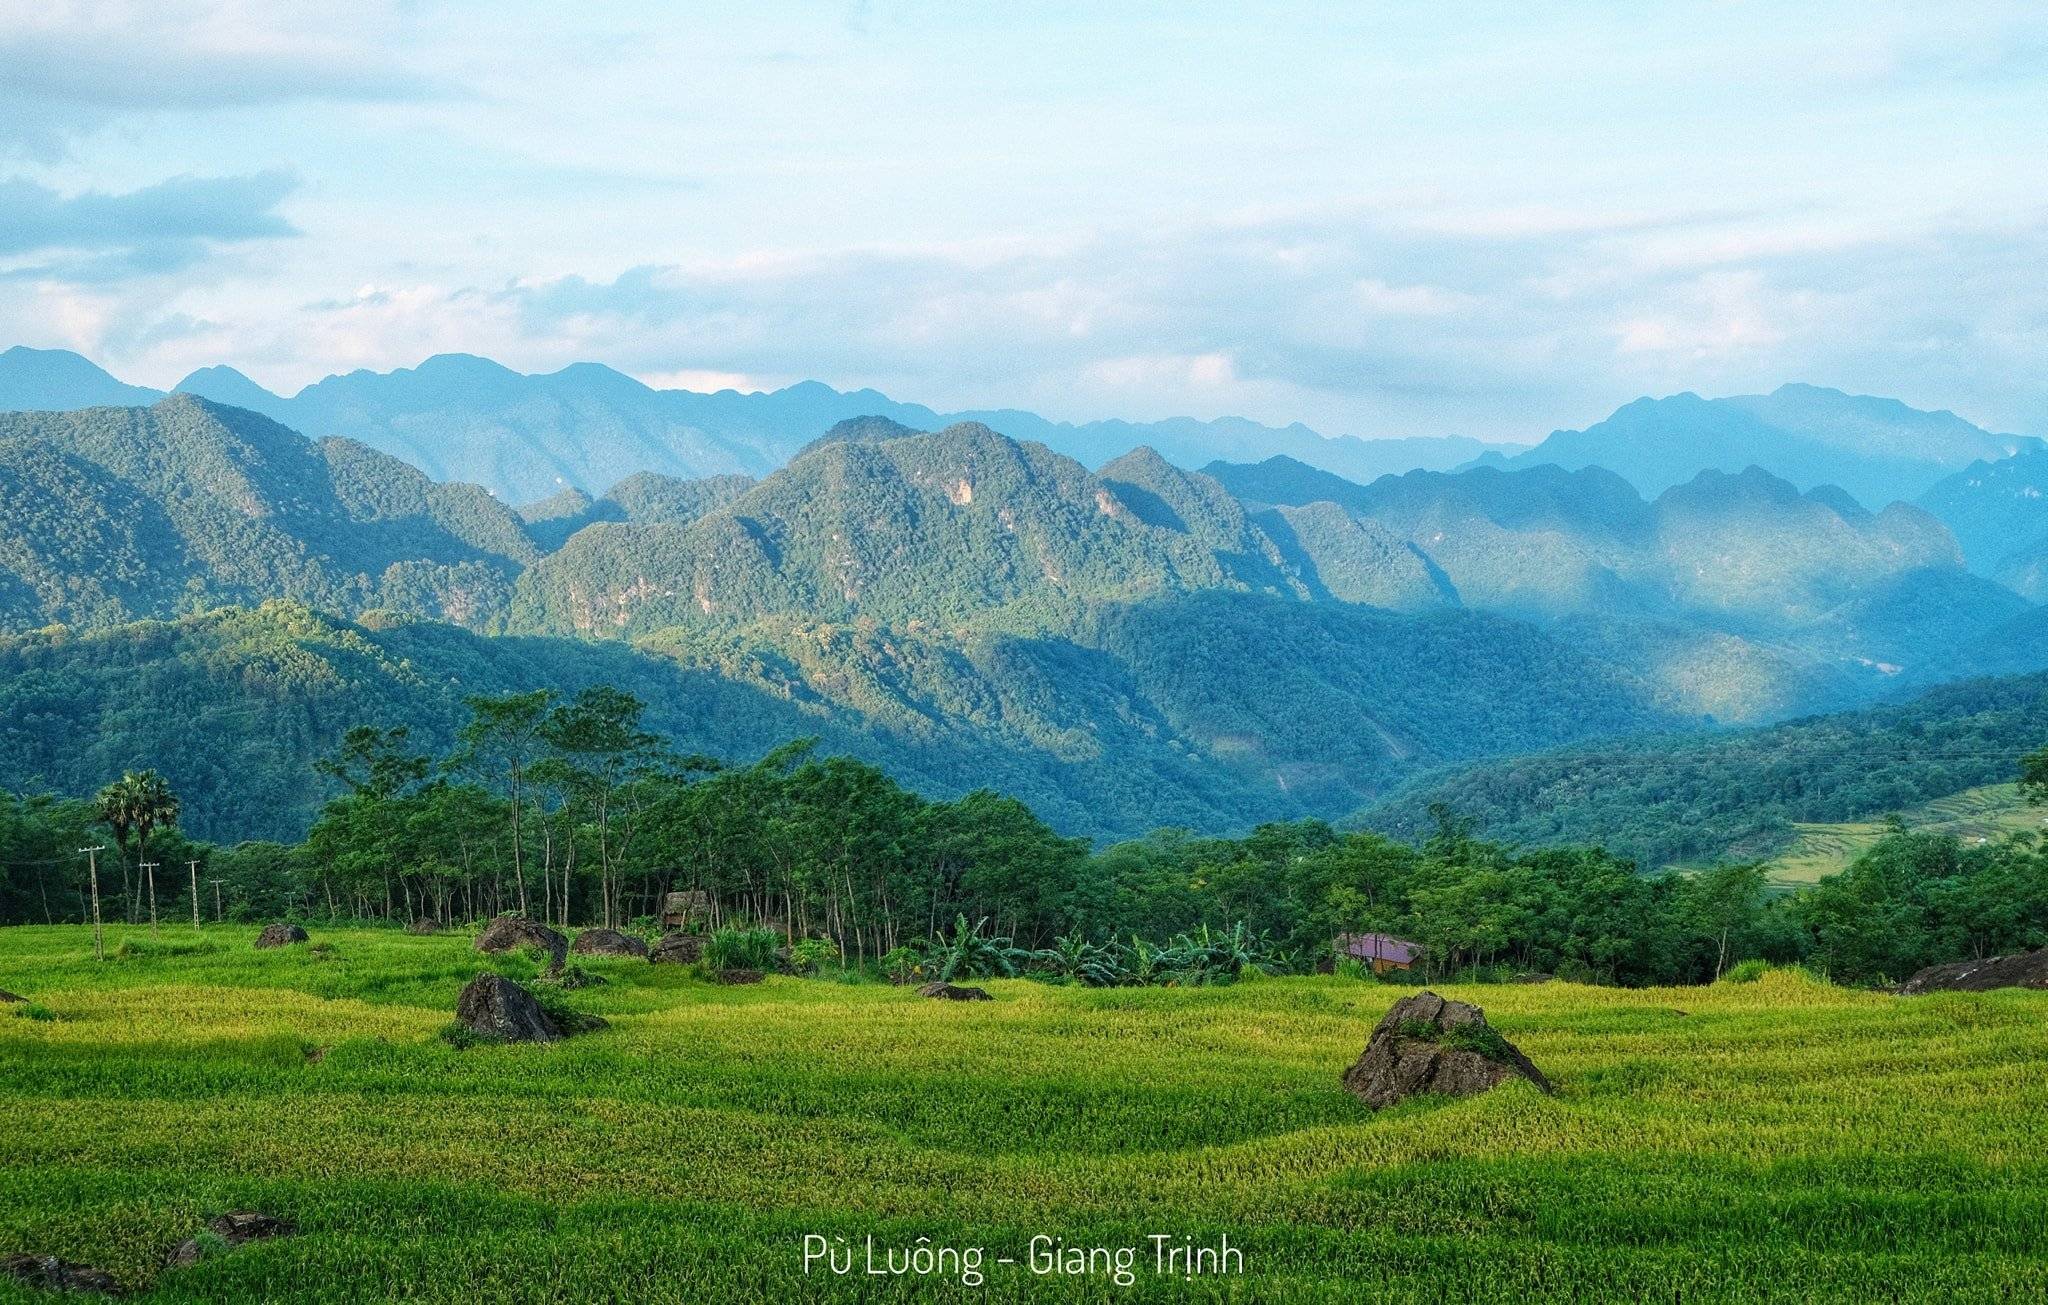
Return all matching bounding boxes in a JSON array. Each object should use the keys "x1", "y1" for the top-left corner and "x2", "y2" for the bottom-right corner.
[{"x1": 1335, "y1": 932, "x2": 1421, "y2": 964}]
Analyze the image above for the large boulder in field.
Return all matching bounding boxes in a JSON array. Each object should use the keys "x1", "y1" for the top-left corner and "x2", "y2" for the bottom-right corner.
[
  {"x1": 474, "y1": 916, "x2": 568, "y2": 975},
  {"x1": 648, "y1": 932, "x2": 707, "y2": 965},
  {"x1": 454, "y1": 973, "x2": 564, "y2": 1042},
  {"x1": 916, "y1": 981, "x2": 991, "y2": 1001},
  {"x1": 1898, "y1": 946, "x2": 2048, "y2": 995},
  {"x1": 1341, "y1": 991, "x2": 1552, "y2": 1109},
  {"x1": 571, "y1": 927, "x2": 649, "y2": 959},
  {"x1": 4, "y1": 1253, "x2": 123, "y2": 1295},
  {"x1": 253, "y1": 923, "x2": 308, "y2": 949},
  {"x1": 404, "y1": 918, "x2": 439, "y2": 936},
  {"x1": 167, "y1": 1210, "x2": 296, "y2": 1268}
]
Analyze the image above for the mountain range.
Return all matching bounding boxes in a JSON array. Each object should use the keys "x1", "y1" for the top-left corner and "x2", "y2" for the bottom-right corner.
[
  {"x1": 2, "y1": 348, "x2": 2044, "y2": 848},
  {"x1": 0, "y1": 346, "x2": 1507, "y2": 503},
  {"x1": 1475, "y1": 384, "x2": 2040, "y2": 508}
]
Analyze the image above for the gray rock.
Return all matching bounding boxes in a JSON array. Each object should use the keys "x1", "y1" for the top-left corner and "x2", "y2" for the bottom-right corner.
[
  {"x1": 455, "y1": 972, "x2": 563, "y2": 1043},
  {"x1": 167, "y1": 1210, "x2": 296, "y2": 1268},
  {"x1": 714, "y1": 968, "x2": 765, "y2": 985},
  {"x1": 4, "y1": 1254, "x2": 123, "y2": 1295},
  {"x1": 474, "y1": 916, "x2": 568, "y2": 975},
  {"x1": 648, "y1": 932, "x2": 707, "y2": 965},
  {"x1": 0, "y1": 989, "x2": 23, "y2": 1003},
  {"x1": 253, "y1": 923, "x2": 308, "y2": 949},
  {"x1": 1897, "y1": 946, "x2": 2048, "y2": 995},
  {"x1": 1341, "y1": 991, "x2": 1552, "y2": 1109},
  {"x1": 571, "y1": 927, "x2": 649, "y2": 958},
  {"x1": 404, "y1": 918, "x2": 439, "y2": 936},
  {"x1": 916, "y1": 982, "x2": 992, "y2": 1001}
]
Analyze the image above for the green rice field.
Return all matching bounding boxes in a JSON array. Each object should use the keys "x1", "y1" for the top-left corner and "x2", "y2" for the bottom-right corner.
[
  {"x1": 1756, "y1": 783, "x2": 2048, "y2": 887},
  {"x1": 2, "y1": 925, "x2": 2046, "y2": 1302}
]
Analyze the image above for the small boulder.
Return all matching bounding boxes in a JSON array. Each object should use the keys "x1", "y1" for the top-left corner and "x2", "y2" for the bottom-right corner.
[
  {"x1": 714, "y1": 968, "x2": 765, "y2": 985},
  {"x1": 0, "y1": 989, "x2": 23, "y2": 1003},
  {"x1": 916, "y1": 981, "x2": 992, "y2": 1001},
  {"x1": 4, "y1": 1254, "x2": 123, "y2": 1295},
  {"x1": 253, "y1": 923, "x2": 308, "y2": 950},
  {"x1": 167, "y1": 1210, "x2": 295, "y2": 1268},
  {"x1": 571, "y1": 927, "x2": 649, "y2": 959},
  {"x1": 1898, "y1": 946, "x2": 2048, "y2": 995},
  {"x1": 474, "y1": 916, "x2": 568, "y2": 975},
  {"x1": 404, "y1": 918, "x2": 439, "y2": 936},
  {"x1": 649, "y1": 932, "x2": 707, "y2": 966},
  {"x1": 1341, "y1": 991, "x2": 1552, "y2": 1109},
  {"x1": 455, "y1": 972, "x2": 563, "y2": 1043}
]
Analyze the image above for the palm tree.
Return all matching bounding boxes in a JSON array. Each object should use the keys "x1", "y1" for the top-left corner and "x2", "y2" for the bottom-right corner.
[{"x1": 94, "y1": 771, "x2": 181, "y2": 924}]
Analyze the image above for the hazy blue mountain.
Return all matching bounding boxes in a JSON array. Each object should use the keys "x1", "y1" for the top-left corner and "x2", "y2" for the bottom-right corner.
[
  {"x1": 1200, "y1": 453, "x2": 2033, "y2": 720},
  {"x1": 1486, "y1": 384, "x2": 2039, "y2": 507},
  {"x1": 1918, "y1": 448, "x2": 2048, "y2": 599},
  {"x1": 0, "y1": 346, "x2": 164, "y2": 410},
  {"x1": 174, "y1": 364, "x2": 296, "y2": 417},
  {"x1": 0, "y1": 346, "x2": 1536, "y2": 501}
]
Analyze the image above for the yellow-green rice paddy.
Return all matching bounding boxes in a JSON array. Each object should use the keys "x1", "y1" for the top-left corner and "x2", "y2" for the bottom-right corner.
[{"x1": 2, "y1": 925, "x2": 2045, "y2": 1302}]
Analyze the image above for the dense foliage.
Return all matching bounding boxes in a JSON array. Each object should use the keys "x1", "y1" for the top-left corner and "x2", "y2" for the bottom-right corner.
[
  {"x1": 6, "y1": 681, "x2": 2045, "y2": 988},
  {"x1": 1362, "y1": 670, "x2": 2048, "y2": 868},
  {"x1": 0, "y1": 397, "x2": 532, "y2": 631}
]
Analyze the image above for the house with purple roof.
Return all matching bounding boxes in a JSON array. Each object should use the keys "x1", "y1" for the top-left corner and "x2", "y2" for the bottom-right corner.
[{"x1": 1333, "y1": 932, "x2": 1422, "y2": 975}]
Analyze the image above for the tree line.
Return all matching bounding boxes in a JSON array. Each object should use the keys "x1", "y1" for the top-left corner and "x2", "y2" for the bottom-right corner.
[{"x1": 2, "y1": 687, "x2": 2045, "y2": 987}]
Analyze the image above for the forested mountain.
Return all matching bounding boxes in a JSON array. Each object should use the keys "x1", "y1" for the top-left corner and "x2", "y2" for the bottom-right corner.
[
  {"x1": 1919, "y1": 448, "x2": 2048, "y2": 600},
  {"x1": 0, "y1": 598, "x2": 1662, "y2": 844},
  {"x1": 0, "y1": 396, "x2": 534, "y2": 629},
  {"x1": 3, "y1": 347, "x2": 1513, "y2": 500},
  {"x1": 1481, "y1": 384, "x2": 2038, "y2": 508},
  {"x1": 1207, "y1": 455, "x2": 2033, "y2": 720},
  {"x1": 1357, "y1": 668, "x2": 2048, "y2": 869},
  {"x1": 516, "y1": 471, "x2": 755, "y2": 550}
]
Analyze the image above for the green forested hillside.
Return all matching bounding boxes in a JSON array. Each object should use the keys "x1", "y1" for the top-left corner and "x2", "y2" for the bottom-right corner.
[
  {"x1": 0, "y1": 596, "x2": 1665, "y2": 844},
  {"x1": 1206, "y1": 455, "x2": 2032, "y2": 719},
  {"x1": 0, "y1": 397, "x2": 534, "y2": 630},
  {"x1": 1357, "y1": 670, "x2": 2048, "y2": 868}
]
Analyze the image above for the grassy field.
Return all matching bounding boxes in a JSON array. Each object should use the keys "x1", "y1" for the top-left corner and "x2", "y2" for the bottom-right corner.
[
  {"x1": 2, "y1": 926, "x2": 2046, "y2": 1302},
  {"x1": 1754, "y1": 783, "x2": 2048, "y2": 887}
]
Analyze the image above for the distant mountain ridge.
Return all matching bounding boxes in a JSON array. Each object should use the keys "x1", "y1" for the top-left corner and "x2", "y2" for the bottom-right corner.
[
  {"x1": 1479, "y1": 383, "x2": 2039, "y2": 508},
  {"x1": 0, "y1": 345, "x2": 1511, "y2": 502},
  {"x1": 1918, "y1": 448, "x2": 2048, "y2": 601}
]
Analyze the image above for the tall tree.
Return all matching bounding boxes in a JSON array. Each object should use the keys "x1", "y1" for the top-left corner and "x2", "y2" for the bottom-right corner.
[
  {"x1": 452, "y1": 691, "x2": 553, "y2": 918},
  {"x1": 2023, "y1": 744, "x2": 2048, "y2": 806},
  {"x1": 93, "y1": 771, "x2": 180, "y2": 924},
  {"x1": 542, "y1": 686, "x2": 663, "y2": 927}
]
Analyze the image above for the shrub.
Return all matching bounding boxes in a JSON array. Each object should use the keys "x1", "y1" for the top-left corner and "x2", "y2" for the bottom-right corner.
[
  {"x1": 704, "y1": 926, "x2": 781, "y2": 973},
  {"x1": 879, "y1": 946, "x2": 926, "y2": 985},
  {"x1": 786, "y1": 938, "x2": 840, "y2": 977},
  {"x1": 1722, "y1": 959, "x2": 1770, "y2": 984}
]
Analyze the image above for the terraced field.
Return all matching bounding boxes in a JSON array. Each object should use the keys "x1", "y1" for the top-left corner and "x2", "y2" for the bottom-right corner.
[
  {"x1": 2, "y1": 926, "x2": 2046, "y2": 1302},
  {"x1": 1757, "y1": 783, "x2": 2048, "y2": 887}
]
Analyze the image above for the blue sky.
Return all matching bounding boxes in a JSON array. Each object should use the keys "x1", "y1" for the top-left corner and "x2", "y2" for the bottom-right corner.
[{"x1": 2, "y1": 1, "x2": 2046, "y2": 442}]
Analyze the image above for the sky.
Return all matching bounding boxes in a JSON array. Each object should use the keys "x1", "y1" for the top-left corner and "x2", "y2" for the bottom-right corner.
[{"x1": 2, "y1": 1, "x2": 2046, "y2": 443}]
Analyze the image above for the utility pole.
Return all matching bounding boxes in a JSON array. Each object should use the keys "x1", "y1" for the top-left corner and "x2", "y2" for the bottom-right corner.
[
  {"x1": 141, "y1": 861, "x2": 160, "y2": 935},
  {"x1": 188, "y1": 860, "x2": 203, "y2": 929},
  {"x1": 79, "y1": 846, "x2": 107, "y2": 961},
  {"x1": 210, "y1": 879, "x2": 225, "y2": 922}
]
